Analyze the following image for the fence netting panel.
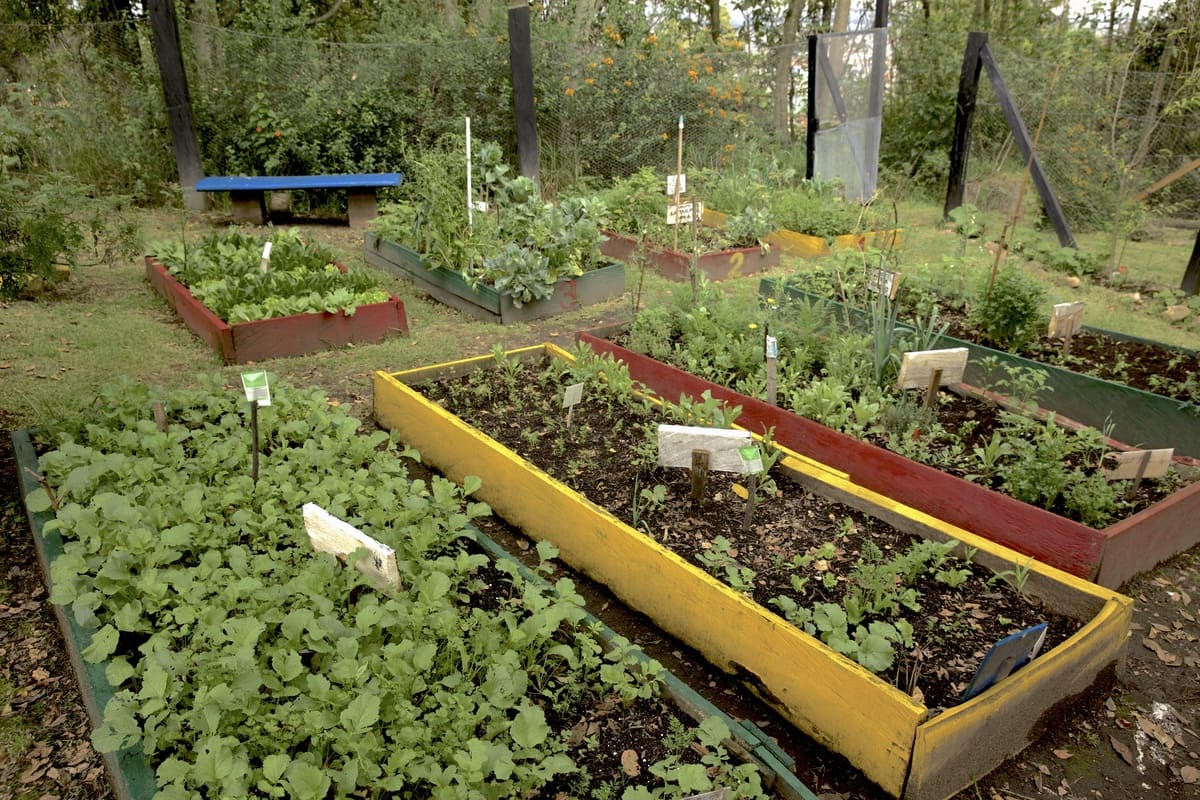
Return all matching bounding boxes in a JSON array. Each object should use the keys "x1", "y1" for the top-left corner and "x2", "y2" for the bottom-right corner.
[
  {"x1": 966, "y1": 41, "x2": 1200, "y2": 231},
  {"x1": 812, "y1": 28, "x2": 885, "y2": 203}
]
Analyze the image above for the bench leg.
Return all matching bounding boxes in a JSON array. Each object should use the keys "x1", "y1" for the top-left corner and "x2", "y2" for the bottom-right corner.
[
  {"x1": 346, "y1": 189, "x2": 378, "y2": 229},
  {"x1": 229, "y1": 191, "x2": 266, "y2": 225}
]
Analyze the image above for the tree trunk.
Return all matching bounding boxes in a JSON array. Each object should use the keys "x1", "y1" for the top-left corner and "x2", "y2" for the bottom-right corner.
[
  {"x1": 773, "y1": 0, "x2": 805, "y2": 140},
  {"x1": 708, "y1": 0, "x2": 721, "y2": 43},
  {"x1": 571, "y1": 0, "x2": 599, "y2": 42}
]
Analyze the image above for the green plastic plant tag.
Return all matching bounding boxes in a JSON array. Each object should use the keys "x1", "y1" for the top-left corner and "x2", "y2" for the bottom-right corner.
[
  {"x1": 738, "y1": 445, "x2": 764, "y2": 475},
  {"x1": 241, "y1": 371, "x2": 271, "y2": 406}
]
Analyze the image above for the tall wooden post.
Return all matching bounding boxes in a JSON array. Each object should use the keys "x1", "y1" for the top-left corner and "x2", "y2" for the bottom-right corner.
[
  {"x1": 944, "y1": 32, "x2": 987, "y2": 219},
  {"x1": 148, "y1": 0, "x2": 204, "y2": 210},
  {"x1": 1182, "y1": 228, "x2": 1200, "y2": 297},
  {"x1": 507, "y1": 2, "x2": 539, "y2": 186}
]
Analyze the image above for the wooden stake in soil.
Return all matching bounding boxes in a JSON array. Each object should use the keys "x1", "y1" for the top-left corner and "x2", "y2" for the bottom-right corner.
[
  {"x1": 673, "y1": 115, "x2": 684, "y2": 252},
  {"x1": 240, "y1": 371, "x2": 272, "y2": 484},
  {"x1": 691, "y1": 449, "x2": 710, "y2": 502},
  {"x1": 152, "y1": 400, "x2": 168, "y2": 432},
  {"x1": 658, "y1": 425, "x2": 753, "y2": 503},
  {"x1": 896, "y1": 348, "x2": 968, "y2": 408},
  {"x1": 1048, "y1": 301, "x2": 1084, "y2": 357},
  {"x1": 1104, "y1": 448, "x2": 1173, "y2": 499},
  {"x1": 765, "y1": 334, "x2": 778, "y2": 407},
  {"x1": 738, "y1": 445, "x2": 765, "y2": 533},
  {"x1": 303, "y1": 503, "x2": 402, "y2": 591}
]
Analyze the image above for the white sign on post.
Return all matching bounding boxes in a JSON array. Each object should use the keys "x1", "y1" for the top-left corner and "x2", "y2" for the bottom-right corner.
[
  {"x1": 896, "y1": 348, "x2": 969, "y2": 391},
  {"x1": 1048, "y1": 302, "x2": 1085, "y2": 339},
  {"x1": 667, "y1": 200, "x2": 704, "y2": 226},
  {"x1": 259, "y1": 241, "x2": 273, "y2": 273},
  {"x1": 765, "y1": 335, "x2": 778, "y2": 359},
  {"x1": 867, "y1": 268, "x2": 901, "y2": 300},
  {"x1": 666, "y1": 174, "x2": 687, "y2": 196},
  {"x1": 562, "y1": 382, "x2": 584, "y2": 409},
  {"x1": 658, "y1": 425, "x2": 753, "y2": 473},
  {"x1": 303, "y1": 503, "x2": 402, "y2": 591},
  {"x1": 240, "y1": 371, "x2": 271, "y2": 406}
]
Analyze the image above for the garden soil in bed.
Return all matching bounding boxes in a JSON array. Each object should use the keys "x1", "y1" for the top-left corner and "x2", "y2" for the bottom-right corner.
[
  {"x1": 420, "y1": 364, "x2": 1086, "y2": 712},
  {"x1": 940, "y1": 309, "x2": 1197, "y2": 403}
]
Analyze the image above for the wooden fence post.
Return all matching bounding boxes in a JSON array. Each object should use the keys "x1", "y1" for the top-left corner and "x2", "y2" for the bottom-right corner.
[{"x1": 147, "y1": 0, "x2": 204, "y2": 211}]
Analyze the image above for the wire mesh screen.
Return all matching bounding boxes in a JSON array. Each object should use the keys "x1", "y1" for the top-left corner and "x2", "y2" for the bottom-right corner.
[
  {"x1": 966, "y1": 41, "x2": 1200, "y2": 230},
  {"x1": 810, "y1": 28, "x2": 885, "y2": 203},
  {"x1": 530, "y1": 31, "x2": 779, "y2": 190}
]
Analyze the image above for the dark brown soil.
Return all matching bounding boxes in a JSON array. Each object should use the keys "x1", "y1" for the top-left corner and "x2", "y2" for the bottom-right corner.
[
  {"x1": 420, "y1": 360, "x2": 1085, "y2": 712},
  {"x1": 941, "y1": 310, "x2": 1200, "y2": 403}
]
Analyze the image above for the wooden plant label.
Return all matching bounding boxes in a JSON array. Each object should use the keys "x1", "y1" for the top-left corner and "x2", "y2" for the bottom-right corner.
[
  {"x1": 1048, "y1": 302, "x2": 1085, "y2": 339},
  {"x1": 303, "y1": 503, "x2": 402, "y2": 591},
  {"x1": 259, "y1": 241, "x2": 273, "y2": 273},
  {"x1": 666, "y1": 173, "x2": 686, "y2": 196},
  {"x1": 867, "y1": 268, "x2": 901, "y2": 300},
  {"x1": 658, "y1": 425, "x2": 753, "y2": 473},
  {"x1": 667, "y1": 199, "x2": 704, "y2": 226},
  {"x1": 1103, "y1": 448, "x2": 1173, "y2": 481},
  {"x1": 240, "y1": 370, "x2": 271, "y2": 406},
  {"x1": 896, "y1": 348, "x2": 969, "y2": 391},
  {"x1": 765, "y1": 335, "x2": 778, "y2": 406}
]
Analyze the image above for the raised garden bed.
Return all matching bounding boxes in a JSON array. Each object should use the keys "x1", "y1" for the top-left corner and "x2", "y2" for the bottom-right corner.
[
  {"x1": 579, "y1": 332, "x2": 1200, "y2": 589},
  {"x1": 13, "y1": 382, "x2": 812, "y2": 800},
  {"x1": 761, "y1": 278, "x2": 1200, "y2": 459},
  {"x1": 600, "y1": 229, "x2": 779, "y2": 282},
  {"x1": 372, "y1": 344, "x2": 1131, "y2": 800},
  {"x1": 702, "y1": 208, "x2": 902, "y2": 259},
  {"x1": 146, "y1": 230, "x2": 408, "y2": 364},
  {"x1": 364, "y1": 232, "x2": 625, "y2": 324}
]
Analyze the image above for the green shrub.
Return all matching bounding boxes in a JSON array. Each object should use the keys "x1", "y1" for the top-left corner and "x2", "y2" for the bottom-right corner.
[{"x1": 968, "y1": 267, "x2": 1045, "y2": 351}]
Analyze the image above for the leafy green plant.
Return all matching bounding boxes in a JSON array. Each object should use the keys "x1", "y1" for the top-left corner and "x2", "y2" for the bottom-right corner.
[
  {"x1": 152, "y1": 228, "x2": 388, "y2": 322},
  {"x1": 969, "y1": 267, "x2": 1046, "y2": 351},
  {"x1": 373, "y1": 135, "x2": 610, "y2": 306},
  {"x1": 29, "y1": 376, "x2": 770, "y2": 799},
  {"x1": 695, "y1": 536, "x2": 756, "y2": 594}
]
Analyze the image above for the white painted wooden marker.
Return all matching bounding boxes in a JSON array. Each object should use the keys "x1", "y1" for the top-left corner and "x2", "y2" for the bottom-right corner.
[
  {"x1": 259, "y1": 241, "x2": 272, "y2": 273},
  {"x1": 303, "y1": 502, "x2": 402, "y2": 591},
  {"x1": 1049, "y1": 301, "x2": 1084, "y2": 356},
  {"x1": 897, "y1": 347, "x2": 969, "y2": 407},
  {"x1": 666, "y1": 173, "x2": 686, "y2": 195},
  {"x1": 867, "y1": 268, "x2": 901, "y2": 300},
  {"x1": 667, "y1": 199, "x2": 704, "y2": 226},
  {"x1": 563, "y1": 381, "x2": 584, "y2": 429},
  {"x1": 658, "y1": 425, "x2": 754, "y2": 473}
]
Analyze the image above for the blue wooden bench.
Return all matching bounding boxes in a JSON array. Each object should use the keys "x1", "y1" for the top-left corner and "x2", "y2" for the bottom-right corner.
[{"x1": 194, "y1": 173, "x2": 403, "y2": 228}]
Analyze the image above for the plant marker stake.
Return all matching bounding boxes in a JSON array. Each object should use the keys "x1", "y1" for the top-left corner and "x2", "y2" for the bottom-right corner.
[
  {"x1": 673, "y1": 114, "x2": 684, "y2": 252},
  {"x1": 250, "y1": 401, "x2": 259, "y2": 482},
  {"x1": 1129, "y1": 449, "x2": 1153, "y2": 500},
  {"x1": 562, "y1": 381, "x2": 584, "y2": 431},
  {"x1": 741, "y1": 473, "x2": 758, "y2": 532},
  {"x1": 924, "y1": 368, "x2": 943, "y2": 409},
  {"x1": 152, "y1": 400, "x2": 167, "y2": 432},
  {"x1": 738, "y1": 445, "x2": 765, "y2": 533},
  {"x1": 1049, "y1": 301, "x2": 1084, "y2": 358},
  {"x1": 691, "y1": 449, "x2": 710, "y2": 502},
  {"x1": 765, "y1": 334, "x2": 778, "y2": 406},
  {"x1": 259, "y1": 241, "x2": 272, "y2": 273},
  {"x1": 240, "y1": 371, "x2": 271, "y2": 484},
  {"x1": 465, "y1": 116, "x2": 474, "y2": 230}
]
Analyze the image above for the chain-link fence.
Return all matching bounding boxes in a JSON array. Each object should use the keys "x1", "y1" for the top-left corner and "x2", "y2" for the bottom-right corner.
[{"x1": 2, "y1": 17, "x2": 1197, "y2": 228}]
